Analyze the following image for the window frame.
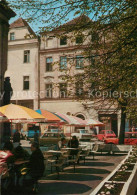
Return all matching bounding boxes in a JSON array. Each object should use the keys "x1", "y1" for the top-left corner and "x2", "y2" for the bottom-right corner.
[
  {"x1": 10, "y1": 32, "x2": 15, "y2": 41},
  {"x1": 60, "y1": 56, "x2": 67, "y2": 70},
  {"x1": 45, "y1": 84, "x2": 53, "y2": 98},
  {"x1": 76, "y1": 55, "x2": 84, "y2": 69},
  {"x1": 46, "y1": 57, "x2": 53, "y2": 72},
  {"x1": 59, "y1": 83, "x2": 67, "y2": 98},
  {"x1": 75, "y1": 81, "x2": 83, "y2": 96},
  {"x1": 24, "y1": 50, "x2": 30, "y2": 63},
  {"x1": 23, "y1": 76, "x2": 30, "y2": 90},
  {"x1": 76, "y1": 36, "x2": 83, "y2": 44},
  {"x1": 60, "y1": 36, "x2": 67, "y2": 45}
]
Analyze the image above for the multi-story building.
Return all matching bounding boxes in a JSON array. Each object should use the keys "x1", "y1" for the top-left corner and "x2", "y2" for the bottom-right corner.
[
  {"x1": 6, "y1": 16, "x2": 125, "y2": 135},
  {"x1": 39, "y1": 15, "x2": 121, "y2": 135},
  {"x1": 6, "y1": 18, "x2": 39, "y2": 109}
]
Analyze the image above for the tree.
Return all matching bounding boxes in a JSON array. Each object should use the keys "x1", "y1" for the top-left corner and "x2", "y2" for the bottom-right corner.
[{"x1": 7, "y1": 0, "x2": 137, "y2": 144}]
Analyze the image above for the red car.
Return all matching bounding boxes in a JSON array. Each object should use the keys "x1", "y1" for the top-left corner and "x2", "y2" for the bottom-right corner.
[
  {"x1": 97, "y1": 130, "x2": 116, "y2": 141},
  {"x1": 104, "y1": 132, "x2": 137, "y2": 145}
]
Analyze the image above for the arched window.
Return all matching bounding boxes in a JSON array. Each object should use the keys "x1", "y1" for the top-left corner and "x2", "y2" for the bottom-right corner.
[{"x1": 76, "y1": 114, "x2": 85, "y2": 120}]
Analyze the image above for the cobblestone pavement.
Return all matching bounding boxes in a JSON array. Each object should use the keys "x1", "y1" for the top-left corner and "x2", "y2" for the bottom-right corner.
[{"x1": 38, "y1": 153, "x2": 126, "y2": 195}]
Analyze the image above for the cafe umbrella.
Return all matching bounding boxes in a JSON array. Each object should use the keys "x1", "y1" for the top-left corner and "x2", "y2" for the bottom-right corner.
[{"x1": 0, "y1": 104, "x2": 45, "y2": 135}]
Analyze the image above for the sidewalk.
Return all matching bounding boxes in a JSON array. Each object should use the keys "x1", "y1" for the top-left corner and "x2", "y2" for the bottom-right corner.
[{"x1": 38, "y1": 153, "x2": 126, "y2": 195}]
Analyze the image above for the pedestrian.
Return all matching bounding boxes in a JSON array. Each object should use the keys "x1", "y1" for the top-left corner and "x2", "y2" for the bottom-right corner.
[
  {"x1": 27, "y1": 142, "x2": 45, "y2": 187},
  {"x1": 34, "y1": 130, "x2": 39, "y2": 144},
  {"x1": 13, "y1": 130, "x2": 20, "y2": 148}
]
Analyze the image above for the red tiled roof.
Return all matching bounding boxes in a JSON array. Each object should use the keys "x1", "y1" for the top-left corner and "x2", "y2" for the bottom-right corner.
[
  {"x1": 10, "y1": 18, "x2": 36, "y2": 36},
  {"x1": 10, "y1": 18, "x2": 29, "y2": 28}
]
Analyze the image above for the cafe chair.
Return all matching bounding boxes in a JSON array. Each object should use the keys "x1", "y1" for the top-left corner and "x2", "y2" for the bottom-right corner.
[
  {"x1": 90, "y1": 144, "x2": 99, "y2": 160},
  {"x1": 43, "y1": 152, "x2": 56, "y2": 175},
  {"x1": 66, "y1": 151, "x2": 81, "y2": 172},
  {"x1": 51, "y1": 158, "x2": 65, "y2": 179},
  {"x1": 79, "y1": 149, "x2": 90, "y2": 164}
]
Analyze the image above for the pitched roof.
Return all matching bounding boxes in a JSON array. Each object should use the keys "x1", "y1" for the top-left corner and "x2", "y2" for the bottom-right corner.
[
  {"x1": 10, "y1": 18, "x2": 29, "y2": 28},
  {"x1": 42, "y1": 15, "x2": 92, "y2": 35},
  {"x1": 10, "y1": 18, "x2": 36, "y2": 36}
]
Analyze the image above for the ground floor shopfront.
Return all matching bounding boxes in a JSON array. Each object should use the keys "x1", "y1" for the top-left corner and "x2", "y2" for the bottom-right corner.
[{"x1": 40, "y1": 99, "x2": 123, "y2": 135}]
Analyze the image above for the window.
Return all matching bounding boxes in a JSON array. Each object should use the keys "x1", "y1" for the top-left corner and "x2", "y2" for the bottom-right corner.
[
  {"x1": 10, "y1": 32, "x2": 15, "y2": 41},
  {"x1": 92, "y1": 32, "x2": 99, "y2": 42},
  {"x1": 75, "y1": 81, "x2": 83, "y2": 96},
  {"x1": 23, "y1": 76, "x2": 29, "y2": 90},
  {"x1": 45, "y1": 84, "x2": 52, "y2": 98},
  {"x1": 59, "y1": 83, "x2": 67, "y2": 98},
  {"x1": 76, "y1": 56, "x2": 84, "y2": 69},
  {"x1": 76, "y1": 36, "x2": 83, "y2": 44},
  {"x1": 60, "y1": 36, "x2": 67, "y2": 45},
  {"x1": 60, "y1": 56, "x2": 67, "y2": 69},
  {"x1": 24, "y1": 50, "x2": 30, "y2": 63},
  {"x1": 46, "y1": 57, "x2": 53, "y2": 71}
]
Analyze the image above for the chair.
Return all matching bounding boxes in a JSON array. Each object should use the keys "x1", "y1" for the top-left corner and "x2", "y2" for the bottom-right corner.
[
  {"x1": 43, "y1": 152, "x2": 56, "y2": 175},
  {"x1": 66, "y1": 151, "x2": 81, "y2": 172},
  {"x1": 90, "y1": 144, "x2": 99, "y2": 160},
  {"x1": 79, "y1": 149, "x2": 90, "y2": 164},
  {"x1": 51, "y1": 157, "x2": 65, "y2": 179}
]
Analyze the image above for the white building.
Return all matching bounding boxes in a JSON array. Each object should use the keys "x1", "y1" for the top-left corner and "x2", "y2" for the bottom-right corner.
[
  {"x1": 6, "y1": 16, "x2": 122, "y2": 135},
  {"x1": 39, "y1": 15, "x2": 120, "y2": 135},
  {"x1": 6, "y1": 18, "x2": 39, "y2": 109}
]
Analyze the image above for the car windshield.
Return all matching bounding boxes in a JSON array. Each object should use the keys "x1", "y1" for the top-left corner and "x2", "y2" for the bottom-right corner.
[
  {"x1": 51, "y1": 129, "x2": 59, "y2": 133},
  {"x1": 80, "y1": 130, "x2": 88, "y2": 134},
  {"x1": 106, "y1": 130, "x2": 113, "y2": 134}
]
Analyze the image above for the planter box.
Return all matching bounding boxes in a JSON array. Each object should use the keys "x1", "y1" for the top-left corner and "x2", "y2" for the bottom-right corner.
[{"x1": 91, "y1": 147, "x2": 137, "y2": 195}]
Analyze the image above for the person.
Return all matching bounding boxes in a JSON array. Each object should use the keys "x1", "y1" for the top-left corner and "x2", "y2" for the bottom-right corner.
[
  {"x1": 68, "y1": 136, "x2": 79, "y2": 156},
  {"x1": 13, "y1": 130, "x2": 20, "y2": 147},
  {"x1": 13, "y1": 145, "x2": 30, "y2": 161},
  {"x1": 34, "y1": 130, "x2": 39, "y2": 144},
  {"x1": 58, "y1": 137, "x2": 67, "y2": 150},
  {"x1": 27, "y1": 142, "x2": 45, "y2": 183},
  {"x1": 0, "y1": 141, "x2": 14, "y2": 164}
]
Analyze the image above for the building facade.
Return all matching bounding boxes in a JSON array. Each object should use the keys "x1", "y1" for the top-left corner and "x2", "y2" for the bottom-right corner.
[
  {"x1": 6, "y1": 18, "x2": 39, "y2": 109},
  {"x1": 6, "y1": 16, "x2": 123, "y2": 135},
  {"x1": 39, "y1": 16, "x2": 121, "y2": 135}
]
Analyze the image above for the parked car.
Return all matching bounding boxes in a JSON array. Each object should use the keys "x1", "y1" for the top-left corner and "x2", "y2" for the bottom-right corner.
[
  {"x1": 104, "y1": 132, "x2": 137, "y2": 145},
  {"x1": 71, "y1": 129, "x2": 93, "y2": 141},
  {"x1": 29, "y1": 132, "x2": 66, "y2": 146},
  {"x1": 97, "y1": 130, "x2": 116, "y2": 141}
]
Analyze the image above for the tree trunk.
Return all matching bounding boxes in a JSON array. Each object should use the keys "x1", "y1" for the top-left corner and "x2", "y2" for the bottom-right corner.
[{"x1": 119, "y1": 106, "x2": 126, "y2": 144}]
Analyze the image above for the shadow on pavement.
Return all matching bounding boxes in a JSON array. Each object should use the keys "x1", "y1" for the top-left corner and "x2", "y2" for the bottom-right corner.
[
  {"x1": 45, "y1": 172, "x2": 103, "y2": 181},
  {"x1": 85, "y1": 161, "x2": 114, "y2": 167},
  {"x1": 38, "y1": 181, "x2": 92, "y2": 194},
  {"x1": 64, "y1": 167, "x2": 111, "y2": 174}
]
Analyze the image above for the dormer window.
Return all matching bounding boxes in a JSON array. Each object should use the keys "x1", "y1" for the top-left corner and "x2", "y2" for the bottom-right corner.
[
  {"x1": 76, "y1": 36, "x2": 83, "y2": 44},
  {"x1": 60, "y1": 36, "x2": 67, "y2": 45},
  {"x1": 10, "y1": 32, "x2": 15, "y2": 41}
]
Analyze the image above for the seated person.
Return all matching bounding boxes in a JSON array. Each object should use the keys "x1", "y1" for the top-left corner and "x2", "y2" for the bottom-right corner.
[
  {"x1": 0, "y1": 141, "x2": 14, "y2": 164},
  {"x1": 68, "y1": 136, "x2": 79, "y2": 156},
  {"x1": 13, "y1": 145, "x2": 30, "y2": 161},
  {"x1": 58, "y1": 138, "x2": 67, "y2": 150}
]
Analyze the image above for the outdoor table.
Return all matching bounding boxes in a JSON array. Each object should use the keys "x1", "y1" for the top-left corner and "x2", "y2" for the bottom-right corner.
[
  {"x1": 47, "y1": 150, "x2": 65, "y2": 160},
  {"x1": 61, "y1": 148, "x2": 79, "y2": 150},
  {"x1": 14, "y1": 160, "x2": 29, "y2": 165}
]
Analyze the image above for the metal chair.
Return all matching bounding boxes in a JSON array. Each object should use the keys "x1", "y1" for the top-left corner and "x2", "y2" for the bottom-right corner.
[
  {"x1": 79, "y1": 149, "x2": 90, "y2": 164},
  {"x1": 66, "y1": 151, "x2": 81, "y2": 172},
  {"x1": 90, "y1": 144, "x2": 99, "y2": 160}
]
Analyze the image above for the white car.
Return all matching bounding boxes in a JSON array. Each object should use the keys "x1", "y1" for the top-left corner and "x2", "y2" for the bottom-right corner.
[{"x1": 71, "y1": 129, "x2": 93, "y2": 141}]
